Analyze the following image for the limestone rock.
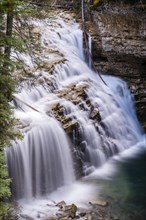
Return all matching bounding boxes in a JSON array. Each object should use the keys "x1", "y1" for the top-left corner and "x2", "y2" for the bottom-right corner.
[
  {"x1": 68, "y1": 204, "x2": 77, "y2": 218},
  {"x1": 89, "y1": 199, "x2": 108, "y2": 207},
  {"x1": 38, "y1": 58, "x2": 66, "y2": 73},
  {"x1": 89, "y1": 4, "x2": 146, "y2": 131},
  {"x1": 90, "y1": 108, "x2": 101, "y2": 121},
  {"x1": 56, "y1": 202, "x2": 77, "y2": 220},
  {"x1": 63, "y1": 121, "x2": 78, "y2": 133},
  {"x1": 56, "y1": 200, "x2": 66, "y2": 208}
]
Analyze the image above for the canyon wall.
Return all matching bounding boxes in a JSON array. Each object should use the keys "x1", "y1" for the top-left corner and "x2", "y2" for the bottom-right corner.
[{"x1": 87, "y1": 3, "x2": 146, "y2": 130}]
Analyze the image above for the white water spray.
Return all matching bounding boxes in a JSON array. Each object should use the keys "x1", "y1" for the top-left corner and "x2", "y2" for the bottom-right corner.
[{"x1": 5, "y1": 12, "x2": 145, "y2": 215}]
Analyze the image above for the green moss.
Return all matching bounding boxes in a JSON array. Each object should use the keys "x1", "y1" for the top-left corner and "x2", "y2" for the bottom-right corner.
[{"x1": 93, "y1": 0, "x2": 102, "y2": 7}]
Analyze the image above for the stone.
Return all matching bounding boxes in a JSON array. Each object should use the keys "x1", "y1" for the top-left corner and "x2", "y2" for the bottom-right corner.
[
  {"x1": 59, "y1": 204, "x2": 77, "y2": 219},
  {"x1": 78, "y1": 212, "x2": 86, "y2": 217},
  {"x1": 32, "y1": 27, "x2": 41, "y2": 35},
  {"x1": 59, "y1": 217, "x2": 70, "y2": 220},
  {"x1": 38, "y1": 58, "x2": 66, "y2": 73},
  {"x1": 20, "y1": 214, "x2": 34, "y2": 220},
  {"x1": 68, "y1": 204, "x2": 77, "y2": 218},
  {"x1": 56, "y1": 202, "x2": 77, "y2": 219},
  {"x1": 56, "y1": 212, "x2": 68, "y2": 218},
  {"x1": 90, "y1": 109, "x2": 100, "y2": 120},
  {"x1": 56, "y1": 200, "x2": 66, "y2": 208},
  {"x1": 89, "y1": 199, "x2": 108, "y2": 207},
  {"x1": 37, "y1": 213, "x2": 40, "y2": 218},
  {"x1": 63, "y1": 121, "x2": 78, "y2": 133},
  {"x1": 61, "y1": 117, "x2": 71, "y2": 125}
]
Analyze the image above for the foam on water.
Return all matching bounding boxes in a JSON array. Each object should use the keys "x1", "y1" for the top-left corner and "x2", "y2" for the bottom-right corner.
[{"x1": 5, "y1": 12, "x2": 145, "y2": 219}]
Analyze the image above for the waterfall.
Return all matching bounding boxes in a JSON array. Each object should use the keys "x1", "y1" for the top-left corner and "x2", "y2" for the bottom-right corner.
[
  {"x1": 5, "y1": 13, "x2": 145, "y2": 203},
  {"x1": 5, "y1": 114, "x2": 75, "y2": 200}
]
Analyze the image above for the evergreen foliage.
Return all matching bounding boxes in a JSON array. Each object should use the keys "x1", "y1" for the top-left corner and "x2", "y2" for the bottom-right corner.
[
  {"x1": 92, "y1": 0, "x2": 146, "y2": 6},
  {"x1": 0, "y1": 0, "x2": 27, "y2": 218},
  {"x1": 0, "y1": 1, "x2": 54, "y2": 218}
]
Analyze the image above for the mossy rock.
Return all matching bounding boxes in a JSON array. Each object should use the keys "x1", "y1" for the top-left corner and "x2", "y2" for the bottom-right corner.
[{"x1": 93, "y1": 0, "x2": 102, "y2": 7}]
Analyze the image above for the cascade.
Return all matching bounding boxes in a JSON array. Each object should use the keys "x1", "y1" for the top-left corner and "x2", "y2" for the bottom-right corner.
[
  {"x1": 5, "y1": 115, "x2": 75, "y2": 200},
  {"x1": 5, "y1": 13, "x2": 145, "y2": 203}
]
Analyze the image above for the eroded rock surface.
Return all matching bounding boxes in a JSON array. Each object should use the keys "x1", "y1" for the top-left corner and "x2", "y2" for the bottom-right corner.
[{"x1": 87, "y1": 4, "x2": 146, "y2": 130}]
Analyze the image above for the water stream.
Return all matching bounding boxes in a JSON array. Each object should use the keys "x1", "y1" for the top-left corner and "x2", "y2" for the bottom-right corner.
[{"x1": 5, "y1": 12, "x2": 146, "y2": 219}]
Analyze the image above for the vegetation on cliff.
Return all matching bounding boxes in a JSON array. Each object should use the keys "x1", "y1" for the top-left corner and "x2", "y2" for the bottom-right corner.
[{"x1": 0, "y1": 0, "x2": 30, "y2": 218}]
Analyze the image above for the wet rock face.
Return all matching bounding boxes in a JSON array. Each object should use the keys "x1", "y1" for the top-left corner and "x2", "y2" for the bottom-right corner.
[
  {"x1": 89, "y1": 6, "x2": 146, "y2": 130},
  {"x1": 50, "y1": 80, "x2": 102, "y2": 178}
]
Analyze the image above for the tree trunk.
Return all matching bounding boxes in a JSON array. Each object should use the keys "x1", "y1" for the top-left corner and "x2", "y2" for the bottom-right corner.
[{"x1": 5, "y1": 11, "x2": 13, "y2": 58}]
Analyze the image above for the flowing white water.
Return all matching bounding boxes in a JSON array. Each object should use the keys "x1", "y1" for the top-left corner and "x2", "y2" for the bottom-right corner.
[
  {"x1": 6, "y1": 114, "x2": 75, "y2": 200},
  {"x1": 5, "y1": 12, "x2": 145, "y2": 219}
]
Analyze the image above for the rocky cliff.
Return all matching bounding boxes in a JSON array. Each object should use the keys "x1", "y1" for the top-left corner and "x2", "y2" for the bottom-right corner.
[
  {"x1": 86, "y1": 2, "x2": 146, "y2": 131},
  {"x1": 24, "y1": 0, "x2": 146, "y2": 130}
]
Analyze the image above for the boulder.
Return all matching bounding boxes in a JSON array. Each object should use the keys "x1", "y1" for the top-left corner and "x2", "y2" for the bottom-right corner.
[
  {"x1": 63, "y1": 121, "x2": 78, "y2": 133},
  {"x1": 90, "y1": 108, "x2": 101, "y2": 121},
  {"x1": 89, "y1": 199, "x2": 108, "y2": 207},
  {"x1": 56, "y1": 200, "x2": 66, "y2": 208},
  {"x1": 56, "y1": 202, "x2": 77, "y2": 219}
]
